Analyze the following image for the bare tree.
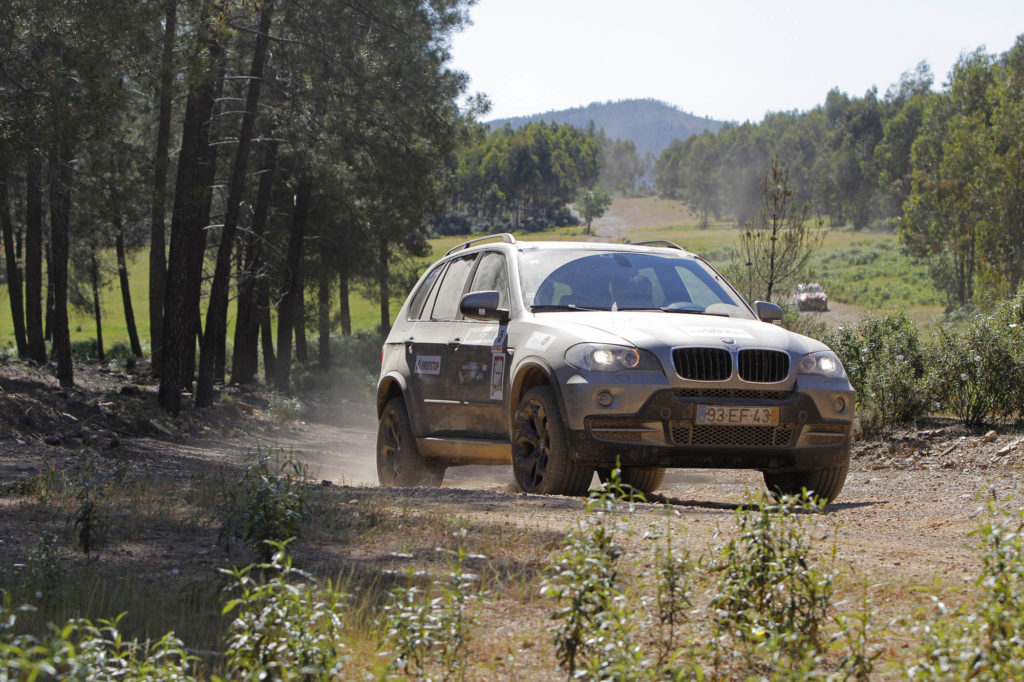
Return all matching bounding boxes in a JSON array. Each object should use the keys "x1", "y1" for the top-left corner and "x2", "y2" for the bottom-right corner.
[{"x1": 737, "y1": 157, "x2": 826, "y2": 303}]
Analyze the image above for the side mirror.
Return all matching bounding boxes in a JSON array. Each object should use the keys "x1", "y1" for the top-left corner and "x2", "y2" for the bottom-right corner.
[
  {"x1": 460, "y1": 290, "x2": 509, "y2": 324},
  {"x1": 754, "y1": 301, "x2": 783, "y2": 323}
]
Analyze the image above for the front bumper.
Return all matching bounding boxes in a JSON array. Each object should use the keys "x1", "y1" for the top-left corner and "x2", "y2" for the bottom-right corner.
[{"x1": 564, "y1": 388, "x2": 852, "y2": 473}]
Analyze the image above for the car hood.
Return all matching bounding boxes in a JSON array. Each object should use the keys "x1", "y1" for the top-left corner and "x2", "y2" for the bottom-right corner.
[{"x1": 529, "y1": 311, "x2": 825, "y2": 354}]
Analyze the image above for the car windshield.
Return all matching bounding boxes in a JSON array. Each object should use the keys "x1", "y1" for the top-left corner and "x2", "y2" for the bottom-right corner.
[{"x1": 520, "y1": 250, "x2": 754, "y2": 319}]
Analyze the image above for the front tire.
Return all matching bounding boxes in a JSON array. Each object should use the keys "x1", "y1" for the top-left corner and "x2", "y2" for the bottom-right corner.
[
  {"x1": 763, "y1": 462, "x2": 848, "y2": 503},
  {"x1": 377, "y1": 397, "x2": 445, "y2": 487},
  {"x1": 512, "y1": 386, "x2": 593, "y2": 496}
]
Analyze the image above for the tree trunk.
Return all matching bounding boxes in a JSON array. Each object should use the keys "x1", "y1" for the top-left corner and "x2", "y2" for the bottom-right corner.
[
  {"x1": 0, "y1": 174, "x2": 27, "y2": 357},
  {"x1": 377, "y1": 239, "x2": 390, "y2": 334},
  {"x1": 196, "y1": 0, "x2": 273, "y2": 406},
  {"x1": 318, "y1": 260, "x2": 330, "y2": 371},
  {"x1": 24, "y1": 151, "x2": 46, "y2": 363},
  {"x1": 49, "y1": 142, "x2": 73, "y2": 387},
  {"x1": 116, "y1": 219, "x2": 143, "y2": 357},
  {"x1": 258, "y1": 277, "x2": 275, "y2": 381},
  {"x1": 90, "y1": 252, "x2": 104, "y2": 363},
  {"x1": 159, "y1": 44, "x2": 223, "y2": 414},
  {"x1": 274, "y1": 176, "x2": 310, "y2": 392},
  {"x1": 338, "y1": 249, "x2": 351, "y2": 336},
  {"x1": 294, "y1": 280, "x2": 307, "y2": 364},
  {"x1": 231, "y1": 138, "x2": 277, "y2": 384},
  {"x1": 149, "y1": 0, "x2": 177, "y2": 374}
]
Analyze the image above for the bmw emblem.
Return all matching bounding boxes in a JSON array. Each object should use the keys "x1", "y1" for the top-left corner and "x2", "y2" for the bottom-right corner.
[{"x1": 721, "y1": 338, "x2": 735, "y2": 345}]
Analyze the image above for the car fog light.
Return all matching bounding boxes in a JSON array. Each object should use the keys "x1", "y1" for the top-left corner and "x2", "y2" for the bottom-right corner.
[
  {"x1": 595, "y1": 390, "x2": 614, "y2": 407},
  {"x1": 834, "y1": 396, "x2": 847, "y2": 413}
]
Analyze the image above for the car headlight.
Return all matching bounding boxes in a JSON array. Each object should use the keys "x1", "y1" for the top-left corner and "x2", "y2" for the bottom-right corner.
[
  {"x1": 798, "y1": 350, "x2": 847, "y2": 378},
  {"x1": 565, "y1": 343, "x2": 661, "y2": 372}
]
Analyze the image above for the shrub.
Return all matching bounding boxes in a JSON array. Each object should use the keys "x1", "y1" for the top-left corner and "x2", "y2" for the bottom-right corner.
[
  {"x1": 820, "y1": 312, "x2": 928, "y2": 436},
  {"x1": 708, "y1": 492, "x2": 836, "y2": 676},
  {"x1": 0, "y1": 596, "x2": 195, "y2": 681},
  {"x1": 908, "y1": 498, "x2": 1024, "y2": 679},
  {"x1": 221, "y1": 543, "x2": 348, "y2": 680},
  {"x1": 218, "y1": 449, "x2": 312, "y2": 562},
  {"x1": 924, "y1": 303, "x2": 1024, "y2": 426}
]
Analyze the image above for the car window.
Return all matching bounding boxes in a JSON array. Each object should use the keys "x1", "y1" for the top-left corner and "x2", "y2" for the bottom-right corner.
[
  {"x1": 406, "y1": 263, "x2": 445, "y2": 320},
  {"x1": 429, "y1": 254, "x2": 477, "y2": 320},
  {"x1": 468, "y1": 251, "x2": 510, "y2": 309}
]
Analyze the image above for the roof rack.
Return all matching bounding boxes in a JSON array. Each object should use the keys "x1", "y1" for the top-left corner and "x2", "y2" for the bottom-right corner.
[
  {"x1": 634, "y1": 240, "x2": 684, "y2": 250},
  {"x1": 444, "y1": 233, "x2": 517, "y2": 256}
]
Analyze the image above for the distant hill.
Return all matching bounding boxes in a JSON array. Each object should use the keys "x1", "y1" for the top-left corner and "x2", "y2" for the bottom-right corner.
[{"x1": 486, "y1": 98, "x2": 727, "y2": 159}]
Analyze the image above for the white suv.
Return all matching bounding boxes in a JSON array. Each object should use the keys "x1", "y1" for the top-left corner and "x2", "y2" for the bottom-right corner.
[{"x1": 376, "y1": 235, "x2": 855, "y2": 500}]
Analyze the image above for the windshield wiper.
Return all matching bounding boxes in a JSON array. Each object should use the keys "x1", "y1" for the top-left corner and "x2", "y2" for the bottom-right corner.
[{"x1": 531, "y1": 304, "x2": 609, "y2": 312}]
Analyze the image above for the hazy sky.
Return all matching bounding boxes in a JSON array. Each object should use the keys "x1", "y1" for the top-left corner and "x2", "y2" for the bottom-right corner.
[{"x1": 449, "y1": 1, "x2": 1024, "y2": 123}]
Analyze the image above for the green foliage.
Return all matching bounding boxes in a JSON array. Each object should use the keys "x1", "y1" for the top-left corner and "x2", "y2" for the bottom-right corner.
[
  {"x1": 542, "y1": 467, "x2": 646, "y2": 678},
  {"x1": 575, "y1": 186, "x2": 613, "y2": 234},
  {"x1": 820, "y1": 311, "x2": 928, "y2": 436},
  {"x1": 908, "y1": 497, "x2": 1024, "y2": 680},
  {"x1": 24, "y1": 533, "x2": 66, "y2": 599},
  {"x1": 220, "y1": 543, "x2": 348, "y2": 681},
  {"x1": 0, "y1": 596, "x2": 196, "y2": 681},
  {"x1": 709, "y1": 492, "x2": 836, "y2": 677},
  {"x1": 267, "y1": 393, "x2": 304, "y2": 424},
  {"x1": 218, "y1": 450, "x2": 311, "y2": 562},
  {"x1": 923, "y1": 299, "x2": 1024, "y2": 425},
  {"x1": 381, "y1": 525, "x2": 479, "y2": 680}
]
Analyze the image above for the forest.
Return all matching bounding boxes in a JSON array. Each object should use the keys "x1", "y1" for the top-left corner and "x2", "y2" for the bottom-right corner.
[
  {"x1": 1, "y1": 0, "x2": 1021, "y2": 411},
  {"x1": 0, "y1": 0, "x2": 481, "y2": 412}
]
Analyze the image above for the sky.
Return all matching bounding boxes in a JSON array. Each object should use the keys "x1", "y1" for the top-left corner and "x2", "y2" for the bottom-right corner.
[{"x1": 448, "y1": 0, "x2": 1024, "y2": 124}]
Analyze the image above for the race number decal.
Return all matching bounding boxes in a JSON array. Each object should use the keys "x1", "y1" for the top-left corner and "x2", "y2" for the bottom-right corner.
[{"x1": 490, "y1": 352, "x2": 506, "y2": 400}]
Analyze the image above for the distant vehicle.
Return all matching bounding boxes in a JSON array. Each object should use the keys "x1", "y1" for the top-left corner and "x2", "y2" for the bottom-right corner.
[
  {"x1": 795, "y1": 283, "x2": 828, "y2": 312},
  {"x1": 376, "y1": 235, "x2": 855, "y2": 501}
]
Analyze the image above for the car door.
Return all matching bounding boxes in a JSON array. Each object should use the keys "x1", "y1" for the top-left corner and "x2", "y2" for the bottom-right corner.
[
  {"x1": 445, "y1": 251, "x2": 511, "y2": 439},
  {"x1": 404, "y1": 253, "x2": 477, "y2": 437}
]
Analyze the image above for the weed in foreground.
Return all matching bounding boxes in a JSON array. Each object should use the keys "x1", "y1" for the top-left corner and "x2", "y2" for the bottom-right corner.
[
  {"x1": 382, "y1": 525, "x2": 481, "y2": 681},
  {"x1": 708, "y1": 491, "x2": 837, "y2": 679},
  {"x1": 908, "y1": 496, "x2": 1024, "y2": 680},
  {"x1": 23, "y1": 532, "x2": 66, "y2": 601},
  {"x1": 218, "y1": 448, "x2": 312, "y2": 562},
  {"x1": 0, "y1": 591, "x2": 196, "y2": 681},
  {"x1": 219, "y1": 541, "x2": 348, "y2": 680},
  {"x1": 543, "y1": 466, "x2": 647, "y2": 679}
]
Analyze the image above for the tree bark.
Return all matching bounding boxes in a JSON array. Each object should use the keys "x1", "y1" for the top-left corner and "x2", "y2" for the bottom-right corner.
[
  {"x1": 149, "y1": 0, "x2": 177, "y2": 374},
  {"x1": 115, "y1": 218, "x2": 143, "y2": 357},
  {"x1": 24, "y1": 151, "x2": 46, "y2": 363},
  {"x1": 274, "y1": 175, "x2": 310, "y2": 392},
  {"x1": 231, "y1": 138, "x2": 277, "y2": 384},
  {"x1": 49, "y1": 141, "x2": 73, "y2": 387},
  {"x1": 339, "y1": 267, "x2": 351, "y2": 336},
  {"x1": 318, "y1": 259, "x2": 330, "y2": 371},
  {"x1": 0, "y1": 174, "x2": 27, "y2": 357},
  {"x1": 377, "y1": 238, "x2": 390, "y2": 334},
  {"x1": 258, "y1": 277, "x2": 275, "y2": 381},
  {"x1": 90, "y1": 252, "x2": 104, "y2": 363},
  {"x1": 159, "y1": 45, "x2": 222, "y2": 414},
  {"x1": 196, "y1": 0, "x2": 273, "y2": 407},
  {"x1": 294, "y1": 278, "x2": 307, "y2": 364}
]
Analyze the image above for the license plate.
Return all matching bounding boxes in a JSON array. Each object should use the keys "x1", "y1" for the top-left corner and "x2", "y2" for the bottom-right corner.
[{"x1": 696, "y1": 405, "x2": 779, "y2": 426}]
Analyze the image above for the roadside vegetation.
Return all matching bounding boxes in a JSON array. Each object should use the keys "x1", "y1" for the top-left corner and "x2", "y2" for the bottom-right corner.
[{"x1": 6, "y1": 461, "x2": 1024, "y2": 679}]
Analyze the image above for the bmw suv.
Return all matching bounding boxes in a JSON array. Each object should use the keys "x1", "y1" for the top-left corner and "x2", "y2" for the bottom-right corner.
[{"x1": 376, "y1": 234, "x2": 855, "y2": 501}]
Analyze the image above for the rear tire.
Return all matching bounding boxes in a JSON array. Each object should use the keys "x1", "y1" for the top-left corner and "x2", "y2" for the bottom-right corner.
[
  {"x1": 512, "y1": 386, "x2": 593, "y2": 496},
  {"x1": 597, "y1": 467, "x2": 666, "y2": 495},
  {"x1": 763, "y1": 462, "x2": 848, "y2": 503},
  {"x1": 377, "y1": 397, "x2": 445, "y2": 487}
]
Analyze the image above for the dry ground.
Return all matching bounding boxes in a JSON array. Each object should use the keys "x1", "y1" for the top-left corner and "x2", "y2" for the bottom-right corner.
[{"x1": 1, "y1": 361, "x2": 1023, "y2": 677}]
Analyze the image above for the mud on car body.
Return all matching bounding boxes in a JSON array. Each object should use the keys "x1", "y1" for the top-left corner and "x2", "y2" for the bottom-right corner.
[{"x1": 376, "y1": 234, "x2": 855, "y2": 501}]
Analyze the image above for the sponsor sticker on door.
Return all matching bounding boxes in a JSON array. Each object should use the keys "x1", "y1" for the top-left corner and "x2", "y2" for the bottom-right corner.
[
  {"x1": 414, "y1": 355, "x2": 442, "y2": 375},
  {"x1": 490, "y1": 352, "x2": 505, "y2": 400}
]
